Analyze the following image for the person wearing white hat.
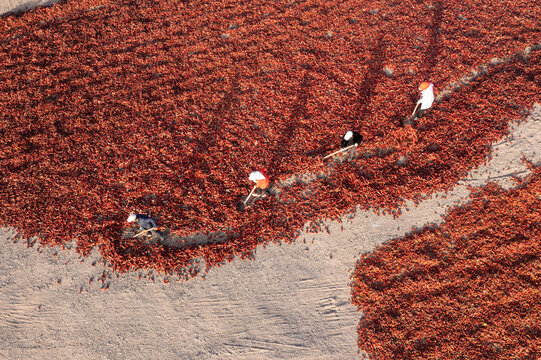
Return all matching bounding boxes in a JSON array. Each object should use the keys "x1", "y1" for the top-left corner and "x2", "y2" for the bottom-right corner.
[
  {"x1": 249, "y1": 168, "x2": 270, "y2": 198},
  {"x1": 239, "y1": 168, "x2": 271, "y2": 210},
  {"x1": 340, "y1": 130, "x2": 363, "y2": 160},
  {"x1": 412, "y1": 81, "x2": 434, "y2": 120},
  {"x1": 127, "y1": 213, "x2": 160, "y2": 237}
]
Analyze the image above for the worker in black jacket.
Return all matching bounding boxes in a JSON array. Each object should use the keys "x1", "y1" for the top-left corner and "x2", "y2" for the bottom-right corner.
[{"x1": 340, "y1": 130, "x2": 363, "y2": 160}]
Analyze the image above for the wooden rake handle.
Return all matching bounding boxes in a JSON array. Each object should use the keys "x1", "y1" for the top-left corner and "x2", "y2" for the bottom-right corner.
[
  {"x1": 243, "y1": 185, "x2": 258, "y2": 204},
  {"x1": 133, "y1": 227, "x2": 158, "y2": 238},
  {"x1": 323, "y1": 144, "x2": 356, "y2": 160},
  {"x1": 411, "y1": 102, "x2": 421, "y2": 117}
]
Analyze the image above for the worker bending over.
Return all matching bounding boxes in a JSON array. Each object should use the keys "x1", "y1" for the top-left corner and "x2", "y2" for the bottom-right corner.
[
  {"x1": 249, "y1": 168, "x2": 270, "y2": 198},
  {"x1": 127, "y1": 213, "x2": 160, "y2": 237},
  {"x1": 341, "y1": 130, "x2": 363, "y2": 160},
  {"x1": 412, "y1": 81, "x2": 434, "y2": 120}
]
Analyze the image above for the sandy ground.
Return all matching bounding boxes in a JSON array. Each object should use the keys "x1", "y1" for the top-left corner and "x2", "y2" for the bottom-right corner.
[
  {"x1": 1, "y1": 1, "x2": 540, "y2": 359},
  {"x1": 0, "y1": 0, "x2": 58, "y2": 15}
]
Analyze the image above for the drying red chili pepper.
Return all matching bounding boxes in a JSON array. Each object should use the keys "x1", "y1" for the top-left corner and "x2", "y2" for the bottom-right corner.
[
  {"x1": 0, "y1": 0, "x2": 539, "y2": 282},
  {"x1": 351, "y1": 166, "x2": 541, "y2": 360}
]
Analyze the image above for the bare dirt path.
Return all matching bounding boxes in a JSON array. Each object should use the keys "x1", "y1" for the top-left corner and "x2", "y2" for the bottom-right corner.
[{"x1": 0, "y1": 0, "x2": 58, "y2": 16}]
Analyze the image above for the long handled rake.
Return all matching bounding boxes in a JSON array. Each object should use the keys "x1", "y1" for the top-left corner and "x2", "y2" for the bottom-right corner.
[
  {"x1": 411, "y1": 102, "x2": 421, "y2": 118},
  {"x1": 243, "y1": 185, "x2": 257, "y2": 205},
  {"x1": 133, "y1": 227, "x2": 159, "y2": 238},
  {"x1": 323, "y1": 143, "x2": 356, "y2": 160}
]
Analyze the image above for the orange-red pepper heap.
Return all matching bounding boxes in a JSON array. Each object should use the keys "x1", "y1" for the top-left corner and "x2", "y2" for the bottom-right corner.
[
  {"x1": 0, "y1": 0, "x2": 539, "y2": 275},
  {"x1": 351, "y1": 166, "x2": 541, "y2": 359}
]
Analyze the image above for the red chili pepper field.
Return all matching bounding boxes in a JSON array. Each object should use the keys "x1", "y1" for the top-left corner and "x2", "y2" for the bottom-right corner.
[
  {"x1": 0, "y1": 0, "x2": 540, "y2": 356},
  {"x1": 351, "y1": 165, "x2": 541, "y2": 359},
  {"x1": 1, "y1": 0, "x2": 539, "y2": 273}
]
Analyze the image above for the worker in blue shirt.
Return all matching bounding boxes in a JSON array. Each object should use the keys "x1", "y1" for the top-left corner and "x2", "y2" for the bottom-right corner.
[{"x1": 127, "y1": 213, "x2": 160, "y2": 237}]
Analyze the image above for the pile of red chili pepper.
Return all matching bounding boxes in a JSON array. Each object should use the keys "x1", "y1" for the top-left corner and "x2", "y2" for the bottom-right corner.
[
  {"x1": 351, "y1": 165, "x2": 541, "y2": 359},
  {"x1": 0, "y1": 0, "x2": 539, "y2": 276}
]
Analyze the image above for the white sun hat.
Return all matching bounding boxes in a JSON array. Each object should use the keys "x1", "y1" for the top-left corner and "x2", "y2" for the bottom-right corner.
[
  {"x1": 127, "y1": 213, "x2": 137, "y2": 222},
  {"x1": 249, "y1": 171, "x2": 266, "y2": 182}
]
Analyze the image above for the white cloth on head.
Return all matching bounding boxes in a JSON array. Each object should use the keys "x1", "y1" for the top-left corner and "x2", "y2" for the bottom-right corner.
[
  {"x1": 127, "y1": 213, "x2": 137, "y2": 222},
  {"x1": 249, "y1": 171, "x2": 266, "y2": 182},
  {"x1": 417, "y1": 83, "x2": 434, "y2": 110},
  {"x1": 344, "y1": 131, "x2": 353, "y2": 140}
]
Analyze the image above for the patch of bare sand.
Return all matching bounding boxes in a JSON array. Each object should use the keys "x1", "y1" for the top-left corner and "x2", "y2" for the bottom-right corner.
[
  {"x1": 0, "y1": 0, "x2": 59, "y2": 16},
  {"x1": 1, "y1": 106, "x2": 539, "y2": 360}
]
